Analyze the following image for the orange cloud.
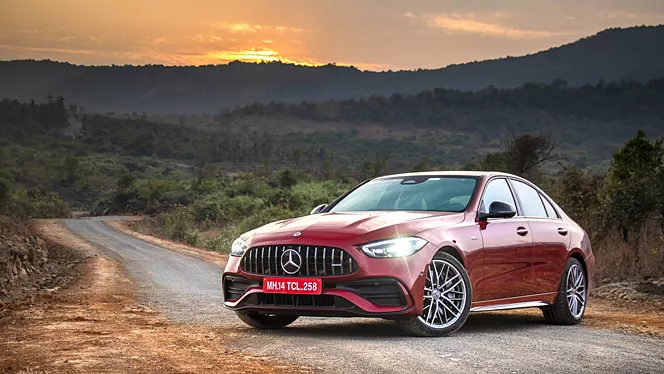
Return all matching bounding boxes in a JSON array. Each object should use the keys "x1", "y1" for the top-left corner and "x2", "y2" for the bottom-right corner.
[
  {"x1": 225, "y1": 23, "x2": 257, "y2": 33},
  {"x1": 214, "y1": 22, "x2": 305, "y2": 34},
  {"x1": 419, "y1": 13, "x2": 576, "y2": 39},
  {"x1": 598, "y1": 11, "x2": 638, "y2": 19}
]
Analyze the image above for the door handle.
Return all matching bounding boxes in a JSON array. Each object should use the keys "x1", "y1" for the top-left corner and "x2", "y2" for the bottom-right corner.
[
  {"x1": 516, "y1": 227, "x2": 528, "y2": 236},
  {"x1": 557, "y1": 228, "x2": 568, "y2": 236}
]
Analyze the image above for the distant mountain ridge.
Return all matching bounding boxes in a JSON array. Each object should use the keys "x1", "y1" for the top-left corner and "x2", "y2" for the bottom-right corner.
[{"x1": 1, "y1": 25, "x2": 663, "y2": 114}]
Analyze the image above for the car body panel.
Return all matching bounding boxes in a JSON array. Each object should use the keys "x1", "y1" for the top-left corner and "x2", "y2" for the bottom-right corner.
[
  {"x1": 253, "y1": 211, "x2": 464, "y2": 241},
  {"x1": 529, "y1": 218, "x2": 571, "y2": 294},
  {"x1": 478, "y1": 217, "x2": 535, "y2": 300},
  {"x1": 415, "y1": 220, "x2": 484, "y2": 301}
]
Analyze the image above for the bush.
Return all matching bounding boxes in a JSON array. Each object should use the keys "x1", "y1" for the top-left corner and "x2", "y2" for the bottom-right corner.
[
  {"x1": 190, "y1": 193, "x2": 227, "y2": 224},
  {"x1": 160, "y1": 205, "x2": 199, "y2": 246},
  {"x1": 131, "y1": 171, "x2": 353, "y2": 252},
  {"x1": 549, "y1": 132, "x2": 664, "y2": 282},
  {"x1": 1, "y1": 186, "x2": 71, "y2": 220},
  {"x1": 26, "y1": 187, "x2": 72, "y2": 218},
  {"x1": 206, "y1": 206, "x2": 295, "y2": 252},
  {"x1": 290, "y1": 180, "x2": 350, "y2": 215}
]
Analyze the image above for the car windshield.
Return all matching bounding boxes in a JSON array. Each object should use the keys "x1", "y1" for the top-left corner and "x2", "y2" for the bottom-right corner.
[{"x1": 329, "y1": 176, "x2": 478, "y2": 213}]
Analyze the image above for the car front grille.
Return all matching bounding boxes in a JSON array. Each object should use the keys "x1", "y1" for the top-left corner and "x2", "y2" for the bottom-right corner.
[{"x1": 241, "y1": 245, "x2": 358, "y2": 276}]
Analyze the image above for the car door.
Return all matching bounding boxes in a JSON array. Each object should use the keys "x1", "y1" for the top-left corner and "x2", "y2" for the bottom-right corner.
[
  {"x1": 479, "y1": 178, "x2": 535, "y2": 301},
  {"x1": 509, "y1": 179, "x2": 570, "y2": 295}
]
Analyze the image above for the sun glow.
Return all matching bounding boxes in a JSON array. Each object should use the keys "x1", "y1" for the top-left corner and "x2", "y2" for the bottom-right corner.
[{"x1": 206, "y1": 48, "x2": 322, "y2": 66}]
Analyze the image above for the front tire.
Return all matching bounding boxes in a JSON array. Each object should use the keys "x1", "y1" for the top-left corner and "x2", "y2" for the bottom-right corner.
[
  {"x1": 236, "y1": 311, "x2": 299, "y2": 329},
  {"x1": 397, "y1": 252, "x2": 471, "y2": 337},
  {"x1": 541, "y1": 257, "x2": 587, "y2": 325}
]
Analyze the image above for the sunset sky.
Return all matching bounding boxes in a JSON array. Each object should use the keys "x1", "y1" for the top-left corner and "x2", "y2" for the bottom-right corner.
[{"x1": 2, "y1": 0, "x2": 663, "y2": 71}]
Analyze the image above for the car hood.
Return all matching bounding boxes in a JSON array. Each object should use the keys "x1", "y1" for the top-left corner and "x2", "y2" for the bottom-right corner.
[{"x1": 249, "y1": 211, "x2": 466, "y2": 244}]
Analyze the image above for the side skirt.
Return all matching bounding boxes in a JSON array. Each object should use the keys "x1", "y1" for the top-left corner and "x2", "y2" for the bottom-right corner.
[{"x1": 470, "y1": 301, "x2": 549, "y2": 312}]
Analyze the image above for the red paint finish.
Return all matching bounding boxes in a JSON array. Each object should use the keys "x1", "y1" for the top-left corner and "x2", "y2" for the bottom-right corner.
[
  {"x1": 222, "y1": 171, "x2": 595, "y2": 318},
  {"x1": 479, "y1": 217, "x2": 535, "y2": 300},
  {"x1": 529, "y1": 219, "x2": 570, "y2": 294}
]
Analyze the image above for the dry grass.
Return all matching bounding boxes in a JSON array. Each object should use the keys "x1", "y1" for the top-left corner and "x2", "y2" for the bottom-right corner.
[{"x1": 592, "y1": 221, "x2": 664, "y2": 283}]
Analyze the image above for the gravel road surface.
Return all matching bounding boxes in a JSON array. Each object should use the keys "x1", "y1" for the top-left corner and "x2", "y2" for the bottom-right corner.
[{"x1": 64, "y1": 218, "x2": 664, "y2": 374}]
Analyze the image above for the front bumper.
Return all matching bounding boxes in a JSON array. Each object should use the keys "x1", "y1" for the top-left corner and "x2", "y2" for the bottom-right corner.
[{"x1": 222, "y1": 241, "x2": 436, "y2": 317}]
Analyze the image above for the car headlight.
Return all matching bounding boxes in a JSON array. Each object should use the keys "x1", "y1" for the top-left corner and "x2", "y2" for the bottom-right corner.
[
  {"x1": 360, "y1": 237, "x2": 428, "y2": 258},
  {"x1": 230, "y1": 237, "x2": 248, "y2": 257}
]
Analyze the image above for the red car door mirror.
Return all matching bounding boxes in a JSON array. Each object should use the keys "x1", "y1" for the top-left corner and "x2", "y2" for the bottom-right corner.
[{"x1": 478, "y1": 201, "x2": 517, "y2": 221}]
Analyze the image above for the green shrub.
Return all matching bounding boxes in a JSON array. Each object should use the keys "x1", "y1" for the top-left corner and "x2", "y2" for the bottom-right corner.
[
  {"x1": 225, "y1": 195, "x2": 266, "y2": 220},
  {"x1": 124, "y1": 172, "x2": 356, "y2": 252},
  {"x1": 160, "y1": 205, "x2": 199, "y2": 246},
  {"x1": 226, "y1": 173, "x2": 272, "y2": 198},
  {"x1": 27, "y1": 187, "x2": 72, "y2": 218},
  {"x1": 207, "y1": 206, "x2": 296, "y2": 253},
  {"x1": 205, "y1": 226, "x2": 242, "y2": 252},
  {"x1": 191, "y1": 192, "x2": 228, "y2": 224},
  {"x1": 290, "y1": 180, "x2": 350, "y2": 215},
  {"x1": 1, "y1": 186, "x2": 71, "y2": 220}
]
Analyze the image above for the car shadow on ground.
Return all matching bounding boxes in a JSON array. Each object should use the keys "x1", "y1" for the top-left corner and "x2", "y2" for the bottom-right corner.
[{"x1": 239, "y1": 311, "x2": 549, "y2": 340}]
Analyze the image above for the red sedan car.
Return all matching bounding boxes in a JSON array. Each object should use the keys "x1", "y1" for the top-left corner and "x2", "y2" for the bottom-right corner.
[{"x1": 222, "y1": 172, "x2": 594, "y2": 336}]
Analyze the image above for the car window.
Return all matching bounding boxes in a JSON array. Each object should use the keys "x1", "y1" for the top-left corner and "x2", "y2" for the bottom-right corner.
[
  {"x1": 329, "y1": 176, "x2": 478, "y2": 213},
  {"x1": 540, "y1": 194, "x2": 559, "y2": 219},
  {"x1": 480, "y1": 179, "x2": 517, "y2": 213},
  {"x1": 511, "y1": 180, "x2": 547, "y2": 218}
]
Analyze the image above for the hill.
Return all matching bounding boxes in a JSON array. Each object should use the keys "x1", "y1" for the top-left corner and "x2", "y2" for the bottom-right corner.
[
  {"x1": 1, "y1": 76, "x2": 664, "y2": 213},
  {"x1": 1, "y1": 26, "x2": 663, "y2": 114},
  {"x1": 212, "y1": 78, "x2": 664, "y2": 171}
]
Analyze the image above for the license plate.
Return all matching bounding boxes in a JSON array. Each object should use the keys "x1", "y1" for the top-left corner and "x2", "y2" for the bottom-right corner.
[{"x1": 262, "y1": 278, "x2": 322, "y2": 295}]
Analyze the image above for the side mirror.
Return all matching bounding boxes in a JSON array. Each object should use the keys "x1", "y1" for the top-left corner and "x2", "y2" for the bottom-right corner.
[
  {"x1": 477, "y1": 201, "x2": 516, "y2": 221},
  {"x1": 310, "y1": 204, "x2": 328, "y2": 215}
]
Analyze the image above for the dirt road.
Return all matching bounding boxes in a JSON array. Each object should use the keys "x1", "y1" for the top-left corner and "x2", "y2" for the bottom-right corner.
[{"x1": 63, "y1": 218, "x2": 664, "y2": 374}]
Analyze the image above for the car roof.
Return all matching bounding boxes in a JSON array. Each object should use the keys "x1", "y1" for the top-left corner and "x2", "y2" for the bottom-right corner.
[{"x1": 375, "y1": 171, "x2": 521, "y2": 180}]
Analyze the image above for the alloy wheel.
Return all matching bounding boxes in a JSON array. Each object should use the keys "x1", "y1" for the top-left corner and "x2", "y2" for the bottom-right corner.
[
  {"x1": 418, "y1": 259, "x2": 467, "y2": 329},
  {"x1": 566, "y1": 264, "x2": 586, "y2": 319}
]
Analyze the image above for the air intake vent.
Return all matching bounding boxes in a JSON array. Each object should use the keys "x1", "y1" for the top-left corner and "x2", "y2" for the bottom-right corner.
[{"x1": 223, "y1": 275, "x2": 256, "y2": 302}]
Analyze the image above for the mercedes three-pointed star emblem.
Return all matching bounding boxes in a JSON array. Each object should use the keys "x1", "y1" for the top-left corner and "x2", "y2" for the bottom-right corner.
[{"x1": 280, "y1": 249, "x2": 302, "y2": 274}]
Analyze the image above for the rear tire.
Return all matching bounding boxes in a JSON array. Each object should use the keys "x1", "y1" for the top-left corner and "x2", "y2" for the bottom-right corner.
[
  {"x1": 236, "y1": 311, "x2": 299, "y2": 329},
  {"x1": 541, "y1": 257, "x2": 587, "y2": 325},
  {"x1": 397, "y1": 252, "x2": 471, "y2": 337}
]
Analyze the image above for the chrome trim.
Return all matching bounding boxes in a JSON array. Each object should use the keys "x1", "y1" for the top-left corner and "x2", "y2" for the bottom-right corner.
[
  {"x1": 261, "y1": 247, "x2": 265, "y2": 274},
  {"x1": 306, "y1": 247, "x2": 310, "y2": 275},
  {"x1": 267, "y1": 246, "x2": 271, "y2": 274},
  {"x1": 322, "y1": 247, "x2": 327, "y2": 275},
  {"x1": 470, "y1": 301, "x2": 548, "y2": 312},
  {"x1": 248, "y1": 249, "x2": 252, "y2": 272}
]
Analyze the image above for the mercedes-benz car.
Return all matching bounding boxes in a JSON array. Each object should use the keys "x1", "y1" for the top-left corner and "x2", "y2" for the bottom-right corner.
[{"x1": 222, "y1": 172, "x2": 594, "y2": 337}]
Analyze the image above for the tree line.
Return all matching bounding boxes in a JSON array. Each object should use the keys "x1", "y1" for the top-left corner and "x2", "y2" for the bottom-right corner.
[{"x1": 219, "y1": 79, "x2": 664, "y2": 126}]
